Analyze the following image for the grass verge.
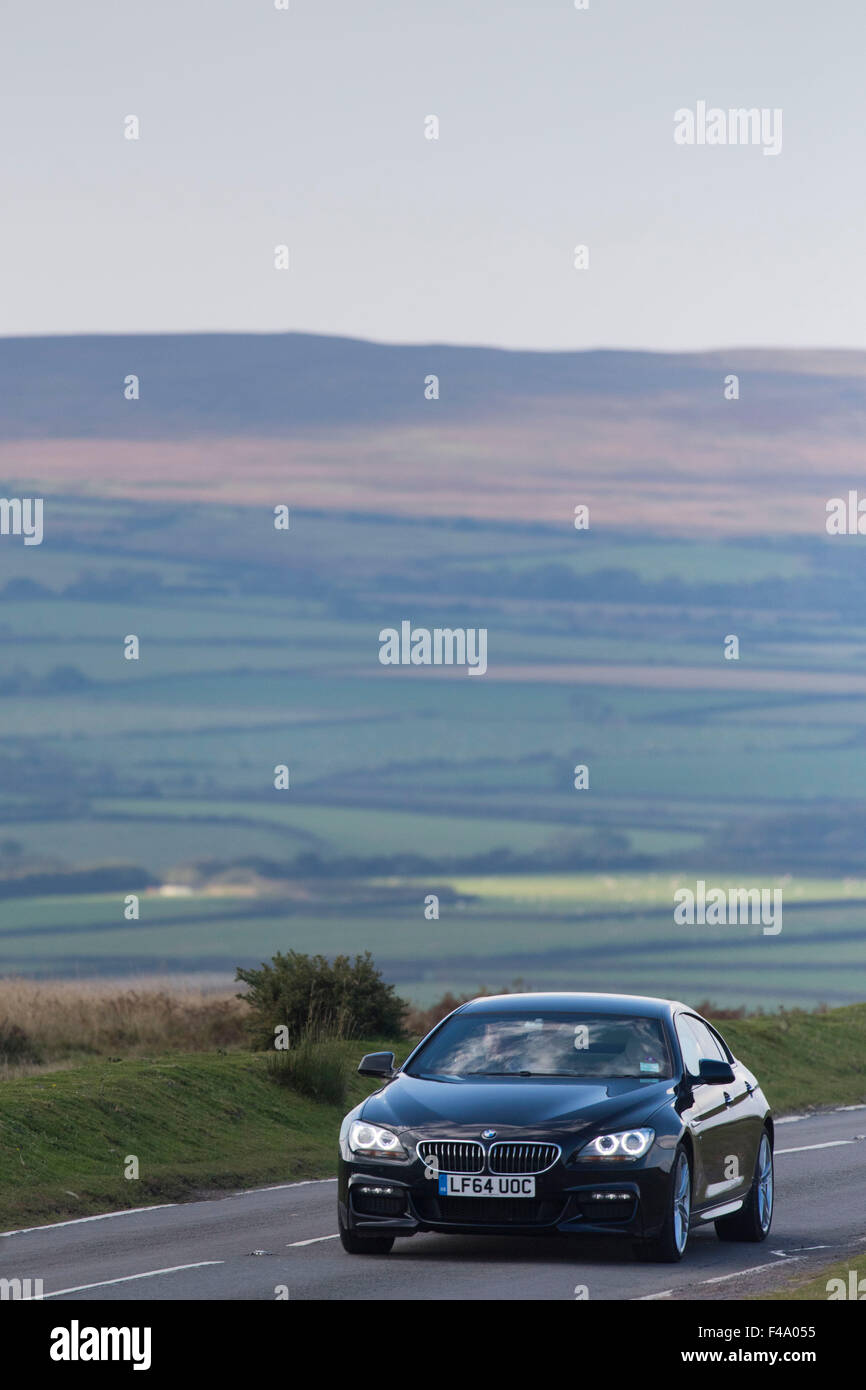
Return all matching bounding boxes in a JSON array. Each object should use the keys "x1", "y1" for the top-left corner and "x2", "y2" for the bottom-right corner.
[
  {"x1": 0, "y1": 1045, "x2": 397, "y2": 1230},
  {"x1": 753, "y1": 1251, "x2": 866, "y2": 1301}
]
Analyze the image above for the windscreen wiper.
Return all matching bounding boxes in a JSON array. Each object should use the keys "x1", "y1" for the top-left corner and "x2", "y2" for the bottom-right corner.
[{"x1": 467, "y1": 1070, "x2": 583, "y2": 1077}]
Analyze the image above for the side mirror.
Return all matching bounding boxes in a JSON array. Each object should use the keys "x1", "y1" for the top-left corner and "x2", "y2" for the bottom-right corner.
[
  {"x1": 698, "y1": 1057, "x2": 735, "y2": 1085},
  {"x1": 357, "y1": 1051, "x2": 396, "y2": 1079}
]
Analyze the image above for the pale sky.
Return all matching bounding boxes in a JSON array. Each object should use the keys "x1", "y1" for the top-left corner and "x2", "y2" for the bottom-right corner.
[{"x1": 2, "y1": 0, "x2": 864, "y2": 349}]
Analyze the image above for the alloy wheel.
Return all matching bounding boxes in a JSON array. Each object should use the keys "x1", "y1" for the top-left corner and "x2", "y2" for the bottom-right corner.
[
  {"x1": 673, "y1": 1152, "x2": 691, "y2": 1253},
  {"x1": 757, "y1": 1134, "x2": 774, "y2": 1233}
]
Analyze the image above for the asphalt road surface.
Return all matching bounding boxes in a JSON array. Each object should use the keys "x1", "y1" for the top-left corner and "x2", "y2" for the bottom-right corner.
[{"x1": 4, "y1": 1106, "x2": 864, "y2": 1301}]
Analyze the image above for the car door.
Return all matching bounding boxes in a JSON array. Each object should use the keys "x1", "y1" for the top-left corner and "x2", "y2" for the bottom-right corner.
[
  {"x1": 702, "y1": 1019, "x2": 765, "y2": 1193},
  {"x1": 673, "y1": 1012, "x2": 723, "y2": 1208},
  {"x1": 684, "y1": 1015, "x2": 754, "y2": 1205}
]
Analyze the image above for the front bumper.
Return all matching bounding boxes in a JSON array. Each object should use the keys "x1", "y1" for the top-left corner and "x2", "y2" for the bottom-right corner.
[{"x1": 338, "y1": 1144, "x2": 675, "y2": 1240}]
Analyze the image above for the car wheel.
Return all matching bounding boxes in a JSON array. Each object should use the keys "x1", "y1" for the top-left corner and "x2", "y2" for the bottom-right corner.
[
  {"x1": 715, "y1": 1129, "x2": 774, "y2": 1243},
  {"x1": 635, "y1": 1145, "x2": 691, "y2": 1262},
  {"x1": 338, "y1": 1209, "x2": 395, "y2": 1255}
]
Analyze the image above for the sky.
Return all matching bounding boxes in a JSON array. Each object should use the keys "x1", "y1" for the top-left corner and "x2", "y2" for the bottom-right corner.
[{"x1": 2, "y1": 0, "x2": 864, "y2": 350}]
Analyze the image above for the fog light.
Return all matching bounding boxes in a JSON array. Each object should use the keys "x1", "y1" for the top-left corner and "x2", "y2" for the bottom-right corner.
[{"x1": 588, "y1": 1190, "x2": 632, "y2": 1201}]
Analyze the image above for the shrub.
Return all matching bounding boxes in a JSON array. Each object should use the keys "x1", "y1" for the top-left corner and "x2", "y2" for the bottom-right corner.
[
  {"x1": 235, "y1": 950, "x2": 406, "y2": 1050},
  {"x1": 0, "y1": 1022, "x2": 42, "y2": 1064}
]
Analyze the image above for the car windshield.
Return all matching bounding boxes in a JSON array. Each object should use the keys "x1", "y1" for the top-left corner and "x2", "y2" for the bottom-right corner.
[{"x1": 406, "y1": 1011, "x2": 673, "y2": 1080}]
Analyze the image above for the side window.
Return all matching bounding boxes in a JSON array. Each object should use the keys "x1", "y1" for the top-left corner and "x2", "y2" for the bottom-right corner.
[
  {"x1": 675, "y1": 1016, "x2": 703, "y2": 1076},
  {"x1": 685, "y1": 1016, "x2": 726, "y2": 1064},
  {"x1": 705, "y1": 1022, "x2": 732, "y2": 1062}
]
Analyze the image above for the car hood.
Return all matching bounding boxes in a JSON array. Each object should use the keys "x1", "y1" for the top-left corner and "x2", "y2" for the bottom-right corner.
[{"x1": 360, "y1": 1072, "x2": 673, "y2": 1135}]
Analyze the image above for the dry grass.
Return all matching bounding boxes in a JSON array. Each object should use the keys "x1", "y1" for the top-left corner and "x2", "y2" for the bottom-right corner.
[{"x1": 0, "y1": 978, "x2": 247, "y2": 1070}]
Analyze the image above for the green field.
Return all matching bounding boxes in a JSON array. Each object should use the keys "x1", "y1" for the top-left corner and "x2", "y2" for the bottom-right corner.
[
  {"x1": 2, "y1": 872, "x2": 865, "y2": 1010},
  {"x1": 3, "y1": 497, "x2": 866, "y2": 1006}
]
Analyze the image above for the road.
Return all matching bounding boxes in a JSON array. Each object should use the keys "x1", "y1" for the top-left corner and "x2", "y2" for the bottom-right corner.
[{"x1": 3, "y1": 1107, "x2": 864, "y2": 1301}]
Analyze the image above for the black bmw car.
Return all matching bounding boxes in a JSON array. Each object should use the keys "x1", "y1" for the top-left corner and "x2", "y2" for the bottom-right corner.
[{"x1": 338, "y1": 992, "x2": 774, "y2": 1261}]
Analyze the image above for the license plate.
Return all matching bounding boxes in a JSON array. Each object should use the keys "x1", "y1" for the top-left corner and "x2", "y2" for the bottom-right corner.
[{"x1": 438, "y1": 1174, "x2": 535, "y2": 1197}]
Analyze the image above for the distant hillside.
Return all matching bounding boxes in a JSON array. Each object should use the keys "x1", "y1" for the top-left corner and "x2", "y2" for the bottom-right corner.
[
  {"x1": 3, "y1": 333, "x2": 866, "y2": 440},
  {"x1": 1, "y1": 333, "x2": 865, "y2": 533}
]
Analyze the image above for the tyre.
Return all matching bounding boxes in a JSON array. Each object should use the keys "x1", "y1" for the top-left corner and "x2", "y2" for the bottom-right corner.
[
  {"x1": 715, "y1": 1130, "x2": 773, "y2": 1243},
  {"x1": 338, "y1": 1208, "x2": 395, "y2": 1255},
  {"x1": 635, "y1": 1145, "x2": 691, "y2": 1262}
]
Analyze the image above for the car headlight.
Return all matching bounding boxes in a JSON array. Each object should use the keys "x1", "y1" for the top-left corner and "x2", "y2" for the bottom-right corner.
[
  {"x1": 577, "y1": 1128, "x2": 654, "y2": 1160},
  {"x1": 348, "y1": 1119, "x2": 408, "y2": 1160}
]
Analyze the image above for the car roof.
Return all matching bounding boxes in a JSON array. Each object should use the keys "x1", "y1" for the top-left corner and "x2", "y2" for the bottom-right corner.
[{"x1": 456, "y1": 992, "x2": 685, "y2": 1019}]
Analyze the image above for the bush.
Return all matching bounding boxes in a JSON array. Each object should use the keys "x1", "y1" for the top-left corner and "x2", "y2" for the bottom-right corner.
[
  {"x1": 236, "y1": 950, "x2": 406, "y2": 1050},
  {"x1": 0, "y1": 1023, "x2": 42, "y2": 1064},
  {"x1": 265, "y1": 1030, "x2": 350, "y2": 1105}
]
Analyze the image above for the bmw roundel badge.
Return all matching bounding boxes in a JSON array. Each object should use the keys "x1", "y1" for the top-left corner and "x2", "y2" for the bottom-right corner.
[{"x1": 481, "y1": 1129, "x2": 496, "y2": 1140}]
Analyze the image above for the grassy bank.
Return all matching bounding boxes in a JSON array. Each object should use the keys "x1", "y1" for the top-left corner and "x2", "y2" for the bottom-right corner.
[
  {"x1": 0, "y1": 1046, "x2": 396, "y2": 1230},
  {"x1": 721, "y1": 1003, "x2": 866, "y2": 1115}
]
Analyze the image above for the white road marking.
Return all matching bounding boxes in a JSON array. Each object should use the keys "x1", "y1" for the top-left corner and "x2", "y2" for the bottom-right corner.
[
  {"x1": 288, "y1": 1233, "x2": 339, "y2": 1247},
  {"x1": 233, "y1": 1178, "x2": 337, "y2": 1196},
  {"x1": 770, "y1": 1247, "x2": 832, "y2": 1255},
  {"x1": 776, "y1": 1140, "x2": 857, "y2": 1155},
  {"x1": 1, "y1": 1204, "x2": 178, "y2": 1239},
  {"x1": 777, "y1": 1104, "x2": 866, "y2": 1124},
  {"x1": 700, "y1": 1257, "x2": 802, "y2": 1286},
  {"x1": 639, "y1": 1250, "x2": 815, "y2": 1300},
  {"x1": 30, "y1": 1262, "x2": 225, "y2": 1299},
  {"x1": 1, "y1": 1177, "x2": 339, "y2": 1239}
]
